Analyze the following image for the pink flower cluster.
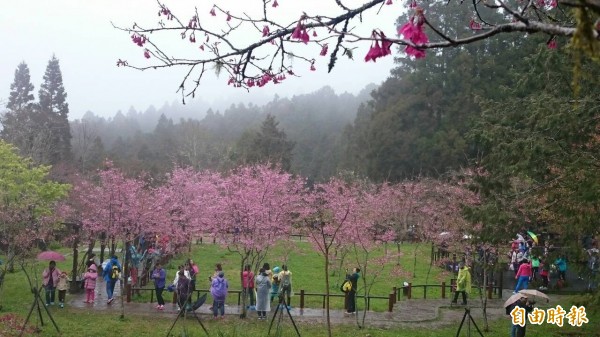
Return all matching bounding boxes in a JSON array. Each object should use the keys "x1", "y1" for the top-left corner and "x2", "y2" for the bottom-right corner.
[
  {"x1": 158, "y1": 6, "x2": 173, "y2": 20},
  {"x1": 188, "y1": 16, "x2": 198, "y2": 29},
  {"x1": 547, "y1": 38, "x2": 557, "y2": 49},
  {"x1": 364, "y1": 31, "x2": 392, "y2": 62},
  {"x1": 273, "y1": 0, "x2": 279, "y2": 7},
  {"x1": 131, "y1": 33, "x2": 147, "y2": 47},
  {"x1": 469, "y1": 18, "x2": 482, "y2": 30},
  {"x1": 397, "y1": 8, "x2": 429, "y2": 59},
  {"x1": 320, "y1": 44, "x2": 328, "y2": 56},
  {"x1": 291, "y1": 17, "x2": 310, "y2": 44},
  {"x1": 262, "y1": 25, "x2": 270, "y2": 37},
  {"x1": 209, "y1": 6, "x2": 216, "y2": 16}
]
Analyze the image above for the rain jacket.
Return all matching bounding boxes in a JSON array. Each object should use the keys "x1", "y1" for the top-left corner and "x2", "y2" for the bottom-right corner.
[{"x1": 456, "y1": 266, "x2": 472, "y2": 294}]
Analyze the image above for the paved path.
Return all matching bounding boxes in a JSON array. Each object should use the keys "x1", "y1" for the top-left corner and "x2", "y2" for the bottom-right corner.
[{"x1": 66, "y1": 281, "x2": 525, "y2": 329}]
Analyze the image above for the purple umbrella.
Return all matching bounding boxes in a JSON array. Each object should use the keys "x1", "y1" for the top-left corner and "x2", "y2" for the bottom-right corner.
[{"x1": 36, "y1": 251, "x2": 65, "y2": 262}]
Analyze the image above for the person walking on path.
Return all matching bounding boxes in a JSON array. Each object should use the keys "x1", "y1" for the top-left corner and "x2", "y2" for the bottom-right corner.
[
  {"x1": 451, "y1": 262, "x2": 471, "y2": 305},
  {"x1": 56, "y1": 271, "x2": 69, "y2": 308},
  {"x1": 102, "y1": 255, "x2": 121, "y2": 304},
  {"x1": 151, "y1": 262, "x2": 167, "y2": 310},
  {"x1": 83, "y1": 264, "x2": 98, "y2": 304},
  {"x1": 255, "y1": 268, "x2": 271, "y2": 320},
  {"x1": 242, "y1": 264, "x2": 255, "y2": 310},
  {"x1": 514, "y1": 259, "x2": 532, "y2": 293},
  {"x1": 42, "y1": 261, "x2": 61, "y2": 306},
  {"x1": 210, "y1": 271, "x2": 229, "y2": 319},
  {"x1": 345, "y1": 267, "x2": 360, "y2": 314}
]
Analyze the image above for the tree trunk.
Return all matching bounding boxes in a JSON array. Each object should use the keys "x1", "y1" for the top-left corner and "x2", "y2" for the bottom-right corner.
[
  {"x1": 240, "y1": 256, "x2": 248, "y2": 319},
  {"x1": 121, "y1": 239, "x2": 130, "y2": 319},
  {"x1": 482, "y1": 254, "x2": 489, "y2": 331},
  {"x1": 412, "y1": 243, "x2": 420, "y2": 278},
  {"x1": 324, "y1": 249, "x2": 332, "y2": 337},
  {"x1": 69, "y1": 229, "x2": 80, "y2": 293}
]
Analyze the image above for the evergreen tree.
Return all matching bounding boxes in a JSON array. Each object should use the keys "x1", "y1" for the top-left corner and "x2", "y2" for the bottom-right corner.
[
  {"x1": 235, "y1": 114, "x2": 295, "y2": 171},
  {"x1": 6, "y1": 62, "x2": 35, "y2": 112},
  {"x1": 38, "y1": 55, "x2": 72, "y2": 163}
]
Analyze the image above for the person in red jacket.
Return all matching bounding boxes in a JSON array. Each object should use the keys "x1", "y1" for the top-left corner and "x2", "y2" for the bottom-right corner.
[
  {"x1": 513, "y1": 259, "x2": 533, "y2": 294},
  {"x1": 242, "y1": 264, "x2": 255, "y2": 310}
]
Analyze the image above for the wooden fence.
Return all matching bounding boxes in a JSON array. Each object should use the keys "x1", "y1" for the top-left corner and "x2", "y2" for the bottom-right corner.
[{"x1": 126, "y1": 280, "x2": 503, "y2": 313}]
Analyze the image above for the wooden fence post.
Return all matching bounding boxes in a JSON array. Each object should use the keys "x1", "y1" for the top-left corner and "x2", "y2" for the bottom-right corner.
[
  {"x1": 441, "y1": 282, "x2": 446, "y2": 299},
  {"x1": 487, "y1": 283, "x2": 493, "y2": 299},
  {"x1": 388, "y1": 293, "x2": 394, "y2": 312},
  {"x1": 300, "y1": 289, "x2": 305, "y2": 310},
  {"x1": 408, "y1": 283, "x2": 412, "y2": 299},
  {"x1": 392, "y1": 287, "x2": 397, "y2": 304},
  {"x1": 126, "y1": 283, "x2": 131, "y2": 303}
]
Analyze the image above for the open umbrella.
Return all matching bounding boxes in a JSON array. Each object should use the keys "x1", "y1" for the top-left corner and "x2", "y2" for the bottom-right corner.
[
  {"x1": 516, "y1": 234, "x2": 525, "y2": 242},
  {"x1": 527, "y1": 231, "x2": 539, "y2": 244},
  {"x1": 518, "y1": 289, "x2": 550, "y2": 303},
  {"x1": 36, "y1": 251, "x2": 65, "y2": 262},
  {"x1": 503, "y1": 293, "x2": 528, "y2": 308}
]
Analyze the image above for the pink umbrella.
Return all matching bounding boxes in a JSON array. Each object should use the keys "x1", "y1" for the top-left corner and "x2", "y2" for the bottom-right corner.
[{"x1": 36, "y1": 251, "x2": 66, "y2": 262}]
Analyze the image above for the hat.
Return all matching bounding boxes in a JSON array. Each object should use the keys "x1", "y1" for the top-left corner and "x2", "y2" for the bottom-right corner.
[
  {"x1": 273, "y1": 266, "x2": 280, "y2": 273},
  {"x1": 89, "y1": 264, "x2": 97, "y2": 271},
  {"x1": 218, "y1": 271, "x2": 224, "y2": 278}
]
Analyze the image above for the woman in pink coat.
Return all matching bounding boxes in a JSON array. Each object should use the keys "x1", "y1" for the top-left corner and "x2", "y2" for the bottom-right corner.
[
  {"x1": 83, "y1": 264, "x2": 98, "y2": 303},
  {"x1": 42, "y1": 261, "x2": 61, "y2": 306}
]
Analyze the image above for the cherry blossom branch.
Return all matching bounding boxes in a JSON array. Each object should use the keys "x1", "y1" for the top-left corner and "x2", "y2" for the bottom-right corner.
[{"x1": 115, "y1": 0, "x2": 599, "y2": 98}]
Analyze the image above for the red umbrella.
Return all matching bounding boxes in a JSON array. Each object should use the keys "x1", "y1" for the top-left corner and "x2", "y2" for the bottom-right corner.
[{"x1": 36, "y1": 251, "x2": 65, "y2": 262}]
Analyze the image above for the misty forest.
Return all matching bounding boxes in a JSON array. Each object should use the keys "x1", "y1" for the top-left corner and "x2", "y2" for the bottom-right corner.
[{"x1": 1, "y1": 1, "x2": 599, "y2": 337}]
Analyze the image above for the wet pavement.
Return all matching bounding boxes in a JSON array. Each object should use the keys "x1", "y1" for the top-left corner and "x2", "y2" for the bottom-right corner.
[{"x1": 66, "y1": 283, "x2": 534, "y2": 328}]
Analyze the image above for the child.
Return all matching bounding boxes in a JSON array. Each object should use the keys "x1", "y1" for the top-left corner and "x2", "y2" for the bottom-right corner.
[
  {"x1": 83, "y1": 264, "x2": 98, "y2": 304},
  {"x1": 270, "y1": 266, "x2": 281, "y2": 303},
  {"x1": 56, "y1": 272, "x2": 69, "y2": 308},
  {"x1": 539, "y1": 264, "x2": 549, "y2": 290}
]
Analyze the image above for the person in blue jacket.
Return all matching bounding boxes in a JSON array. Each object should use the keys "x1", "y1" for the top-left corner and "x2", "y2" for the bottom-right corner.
[
  {"x1": 103, "y1": 255, "x2": 122, "y2": 304},
  {"x1": 151, "y1": 262, "x2": 167, "y2": 310}
]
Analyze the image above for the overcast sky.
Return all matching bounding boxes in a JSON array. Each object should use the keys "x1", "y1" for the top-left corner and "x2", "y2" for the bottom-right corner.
[{"x1": 1, "y1": 0, "x2": 401, "y2": 120}]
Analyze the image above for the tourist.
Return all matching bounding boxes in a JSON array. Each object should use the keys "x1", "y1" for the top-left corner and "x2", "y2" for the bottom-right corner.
[
  {"x1": 514, "y1": 259, "x2": 532, "y2": 293},
  {"x1": 506, "y1": 295, "x2": 534, "y2": 337},
  {"x1": 278, "y1": 265, "x2": 293, "y2": 307},
  {"x1": 242, "y1": 264, "x2": 255, "y2": 310},
  {"x1": 255, "y1": 268, "x2": 271, "y2": 320},
  {"x1": 151, "y1": 262, "x2": 167, "y2": 310},
  {"x1": 176, "y1": 271, "x2": 191, "y2": 312},
  {"x1": 102, "y1": 255, "x2": 121, "y2": 304},
  {"x1": 345, "y1": 267, "x2": 360, "y2": 314},
  {"x1": 451, "y1": 262, "x2": 471, "y2": 305},
  {"x1": 270, "y1": 266, "x2": 280, "y2": 302},
  {"x1": 210, "y1": 271, "x2": 229, "y2": 319},
  {"x1": 42, "y1": 261, "x2": 60, "y2": 306},
  {"x1": 554, "y1": 256, "x2": 567, "y2": 281},
  {"x1": 530, "y1": 256, "x2": 540, "y2": 281},
  {"x1": 83, "y1": 264, "x2": 98, "y2": 304},
  {"x1": 56, "y1": 271, "x2": 69, "y2": 308}
]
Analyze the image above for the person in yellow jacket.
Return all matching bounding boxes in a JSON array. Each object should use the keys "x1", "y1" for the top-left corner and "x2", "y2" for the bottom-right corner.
[{"x1": 451, "y1": 262, "x2": 471, "y2": 305}]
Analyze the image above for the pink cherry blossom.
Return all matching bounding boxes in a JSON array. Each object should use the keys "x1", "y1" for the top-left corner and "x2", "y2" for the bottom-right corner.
[
  {"x1": 272, "y1": 0, "x2": 279, "y2": 7},
  {"x1": 310, "y1": 63, "x2": 316, "y2": 71},
  {"x1": 189, "y1": 33, "x2": 196, "y2": 43},
  {"x1": 226, "y1": 12, "x2": 232, "y2": 21},
  {"x1": 386, "y1": 0, "x2": 393, "y2": 4},
  {"x1": 550, "y1": 0, "x2": 557, "y2": 7},
  {"x1": 469, "y1": 18, "x2": 482, "y2": 30},
  {"x1": 262, "y1": 25, "x2": 270, "y2": 37},
  {"x1": 397, "y1": 9, "x2": 429, "y2": 59},
  {"x1": 320, "y1": 44, "x2": 328, "y2": 56},
  {"x1": 291, "y1": 18, "x2": 310, "y2": 44},
  {"x1": 144, "y1": 49, "x2": 151, "y2": 58},
  {"x1": 547, "y1": 39, "x2": 557, "y2": 49},
  {"x1": 209, "y1": 6, "x2": 216, "y2": 16}
]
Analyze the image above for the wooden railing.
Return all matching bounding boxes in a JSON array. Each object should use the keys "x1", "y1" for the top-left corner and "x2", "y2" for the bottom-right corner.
[{"x1": 126, "y1": 280, "x2": 503, "y2": 313}]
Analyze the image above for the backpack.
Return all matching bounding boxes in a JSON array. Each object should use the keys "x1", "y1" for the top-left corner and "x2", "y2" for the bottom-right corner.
[
  {"x1": 341, "y1": 279, "x2": 352, "y2": 293},
  {"x1": 111, "y1": 265, "x2": 120, "y2": 279},
  {"x1": 280, "y1": 272, "x2": 291, "y2": 288}
]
